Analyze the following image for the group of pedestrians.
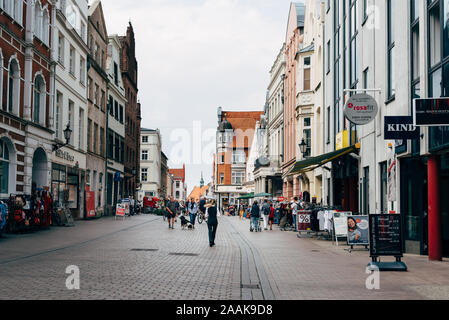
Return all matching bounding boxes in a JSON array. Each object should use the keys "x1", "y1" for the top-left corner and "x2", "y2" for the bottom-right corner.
[
  {"x1": 244, "y1": 197, "x2": 303, "y2": 232},
  {"x1": 163, "y1": 197, "x2": 220, "y2": 248}
]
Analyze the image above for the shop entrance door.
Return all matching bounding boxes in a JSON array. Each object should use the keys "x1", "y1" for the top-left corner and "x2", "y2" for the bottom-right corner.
[{"x1": 400, "y1": 158, "x2": 428, "y2": 255}]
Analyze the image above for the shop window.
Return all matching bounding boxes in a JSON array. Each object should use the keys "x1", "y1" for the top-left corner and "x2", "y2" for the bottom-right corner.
[{"x1": 0, "y1": 140, "x2": 10, "y2": 194}]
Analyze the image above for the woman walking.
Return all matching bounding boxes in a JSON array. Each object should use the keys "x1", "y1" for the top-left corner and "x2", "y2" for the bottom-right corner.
[
  {"x1": 205, "y1": 200, "x2": 219, "y2": 247},
  {"x1": 188, "y1": 198, "x2": 199, "y2": 229}
]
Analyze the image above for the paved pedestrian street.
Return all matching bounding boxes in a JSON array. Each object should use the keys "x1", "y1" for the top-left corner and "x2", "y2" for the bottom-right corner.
[{"x1": 1, "y1": 215, "x2": 449, "y2": 300}]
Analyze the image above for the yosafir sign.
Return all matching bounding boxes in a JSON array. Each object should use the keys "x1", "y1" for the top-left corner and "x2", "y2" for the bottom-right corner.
[{"x1": 344, "y1": 94, "x2": 378, "y2": 125}]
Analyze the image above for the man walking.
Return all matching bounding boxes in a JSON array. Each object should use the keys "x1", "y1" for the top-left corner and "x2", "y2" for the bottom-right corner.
[
  {"x1": 205, "y1": 200, "x2": 219, "y2": 247},
  {"x1": 261, "y1": 199, "x2": 270, "y2": 230},
  {"x1": 250, "y1": 201, "x2": 260, "y2": 232},
  {"x1": 166, "y1": 197, "x2": 177, "y2": 229}
]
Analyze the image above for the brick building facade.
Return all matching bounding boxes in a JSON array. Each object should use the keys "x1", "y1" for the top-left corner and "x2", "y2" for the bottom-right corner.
[
  {"x1": 119, "y1": 22, "x2": 140, "y2": 198},
  {"x1": 0, "y1": 0, "x2": 54, "y2": 197}
]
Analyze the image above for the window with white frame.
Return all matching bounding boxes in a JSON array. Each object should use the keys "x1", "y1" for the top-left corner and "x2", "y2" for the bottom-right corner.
[
  {"x1": 79, "y1": 108, "x2": 84, "y2": 150},
  {"x1": 80, "y1": 57, "x2": 85, "y2": 85},
  {"x1": 55, "y1": 92, "x2": 62, "y2": 139},
  {"x1": 303, "y1": 117, "x2": 312, "y2": 158},
  {"x1": 68, "y1": 100, "x2": 74, "y2": 145},
  {"x1": 142, "y1": 136, "x2": 148, "y2": 143},
  {"x1": 232, "y1": 149, "x2": 246, "y2": 164},
  {"x1": 7, "y1": 59, "x2": 20, "y2": 115},
  {"x1": 303, "y1": 56, "x2": 311, "y2": 91},
  {"x1": 231, "y1": 171, "x2": 245, "y2": 185},
  {"x1": 141, "y1": 150, "x2": 148, "y2": 161},
  {"x1": 42, "y1": 8, "x2": 49, "y2": 46},
  {"x1": 58, "y1": 33, "x2": 64, "y2": 65},
  {"x1": 141, "y1": 168, "x2": 148, "y2": 182},
  {"x1": 33, "y1": 75, "x2": 46, "y2": 125},
  {"x1": 69, "y1": 46, "x2": 75, "y2": 75}
]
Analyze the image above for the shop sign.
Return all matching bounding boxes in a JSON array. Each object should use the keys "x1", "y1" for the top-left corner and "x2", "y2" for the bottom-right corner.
[
  {"x1": 344, "y1": 94, "x2": 378, "y2": 125},
  {"x1": 384, "y1": 116, "x2": 420, "y2": 140},
  {"x1": 55, "y1": 149, "x2": 75, "y2": 162},
  {"x1": 414, "y1": 98, "x2": 449, "y2": 126},
  {"x1": 336, "y1": 130, "x2": 349, "y2": 150},
  {"x1": 347, "y1": 216, "x2": 369, "y2": 246},
  {"x1": 369, "y1": 214, "x2": 403, "y2": 257}
]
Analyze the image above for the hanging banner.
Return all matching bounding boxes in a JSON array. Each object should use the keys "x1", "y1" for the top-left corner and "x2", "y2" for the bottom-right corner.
[
  {"x1": 414, "y1": 98, "x2": 449, "y2": 126},
  {"x1": 384, "y1": 116, "x2": 420, "y2": 140},
  {"x1": 387, "y1": 147, "x2": 397, "y2": 202},
  {"x1": 344, "y1": 94, "x2": 378, "y2": 125}
]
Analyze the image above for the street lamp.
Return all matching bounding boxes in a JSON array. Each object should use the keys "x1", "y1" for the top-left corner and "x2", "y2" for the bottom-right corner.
[
  {"x1": 299, "y1": 139, "x2": 308, "y2": 157},
  {"x1": 53, "y1": 123, "x2": 72, "y2": 152}
]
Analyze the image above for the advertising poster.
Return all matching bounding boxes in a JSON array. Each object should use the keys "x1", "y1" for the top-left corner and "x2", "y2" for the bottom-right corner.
[
  {"x1": 347, "y1": 216, "x2": 369, "y2": 246},
  {"x1": 86, "y1": 189, "x2": 96, "y2": 218}
]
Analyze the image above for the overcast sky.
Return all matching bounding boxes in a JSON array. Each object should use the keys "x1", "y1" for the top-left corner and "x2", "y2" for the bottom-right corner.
[{"x1": 99, "y1": 0, "x2": 297, "y2": 195}]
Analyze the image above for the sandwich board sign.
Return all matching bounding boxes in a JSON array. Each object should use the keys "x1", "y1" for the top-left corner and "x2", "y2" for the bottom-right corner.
[
  {"x1": 333, "y1": 216, "x2": 348, "y2": 246},
  {"x1": 115, "y1": 203, "x2": 126, "y2": 220}
]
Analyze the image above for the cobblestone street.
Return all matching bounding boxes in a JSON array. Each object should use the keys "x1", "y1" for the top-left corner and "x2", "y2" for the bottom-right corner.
[{"x1": 1, "y1": 215, "x2": 449, "y2": 300}]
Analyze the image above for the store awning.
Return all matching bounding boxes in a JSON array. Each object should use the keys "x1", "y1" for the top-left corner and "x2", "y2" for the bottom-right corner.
[
  {"x1": 287, "y1": 143, "x2": 360, "y2": 176},
  {"x1": 254, "y1": 193, "x2": 272, "y2": 198},
  {"x1": 238, "y1": 193, "x2": 255, "y2": 200}
]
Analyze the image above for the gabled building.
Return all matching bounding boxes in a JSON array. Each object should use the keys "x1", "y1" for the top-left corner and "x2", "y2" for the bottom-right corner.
[
  {"x1": 105, "y1": 34, "x2": 126, "y2": 213},
  {"x1": 119, "y1": 22, "x2": 140, "y2": 200},
  {"x1": 86, "y1": 0, "x2": 108, "y2": 216},
  {"x1": 169, "y1": 165, "x2": 187, "y2": 201},
  {"x1": 214, "y1": 108, "x2": 263, "y2": 212},
  {"x1": 282, "y1": 2, "x2": 305, "y2": 200},
  {"x1": 138, "y1": 128, "x2": 161, "y2": 200}
]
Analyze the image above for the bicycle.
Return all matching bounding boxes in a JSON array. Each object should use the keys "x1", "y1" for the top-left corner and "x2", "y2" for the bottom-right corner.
[{"x1": 197, "y1": 210, "x2": 205, "y2": 224}]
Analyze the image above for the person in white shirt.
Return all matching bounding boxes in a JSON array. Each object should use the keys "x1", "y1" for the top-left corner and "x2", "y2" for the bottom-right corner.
[{"x1": 291, "y1": 197, "x2": 299, "y2": 231}]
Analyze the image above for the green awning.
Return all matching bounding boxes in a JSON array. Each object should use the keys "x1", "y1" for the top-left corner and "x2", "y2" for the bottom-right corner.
[
  {"x1": 287, "y1": 144, "x2": 360, "y2": 176},
  {"x1": 254, "y1": 193, "x2": 272, "y2": 198},
  {"x1": 238, "y1": 193, "x2": 254, "y2": 200}
]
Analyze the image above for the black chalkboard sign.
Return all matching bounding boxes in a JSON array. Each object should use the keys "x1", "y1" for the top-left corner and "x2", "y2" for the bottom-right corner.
[{"x1": 369, "y1": 214, "x2": 403, "y2": 257}]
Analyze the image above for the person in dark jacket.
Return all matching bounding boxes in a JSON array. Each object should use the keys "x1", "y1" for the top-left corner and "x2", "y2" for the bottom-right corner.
[
  {"x1": 205, "y1": 200, "x2": 218, "y2": 247},
  {"x1": 250, "y1": 201, "x2": 260, "y2": 232}
]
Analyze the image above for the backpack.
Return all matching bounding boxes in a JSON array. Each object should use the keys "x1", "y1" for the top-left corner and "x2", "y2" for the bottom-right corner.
[{"x1": 263, "y1": 204, "x2": 270, "y2": 215}]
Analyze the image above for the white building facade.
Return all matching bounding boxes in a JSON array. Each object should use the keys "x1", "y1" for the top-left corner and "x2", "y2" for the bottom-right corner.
[
  {"x1": 51, "y1": 0, "x2": 89, "y2": 219},
  {"x1": 139, "y1": 128, "x2": 162, "y2": 200},
  {"x1": 323, "y1": 0, "x2": 449, "y2": 258}
]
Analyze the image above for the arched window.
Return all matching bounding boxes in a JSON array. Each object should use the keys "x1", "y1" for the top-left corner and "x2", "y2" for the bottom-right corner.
[
  {"x1": 33, "y1": 75, "x2": 46, "y2": 125},
  {"x1": 0, "y1": 138, "x2": 10, "y2": 194},
  {"x1": 13, "y1": 0, "x2": 22, "y2": 24},
  {"x1": 42, "y1": 8, "x2": 50, "y2": 45},
  {"x1": 7, "y1": 59, "x2": 20, "y2": 115},
  {"x1": 34, "y1": 1, "x2": 42, "y2": 40},
  {"x1": 0, "y1": 137, "x2": 16, "y2": 195}
]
